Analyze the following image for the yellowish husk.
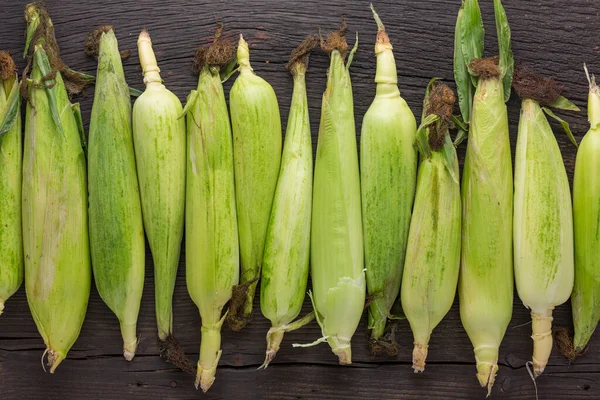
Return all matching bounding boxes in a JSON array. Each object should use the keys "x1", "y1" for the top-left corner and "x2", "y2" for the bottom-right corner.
[
  {"x1": 23, "y1": 44, "x2": 91, "y2": 373},
  {"x1": 309, "y1": 42, "x2": 365, "y2": 364},
  {"x1": 514, "y1": 99, "x2": 573, "y2": 377},
  {"x1": 0, "y1": 70, "x2": 23, "y2": 316},
  {"x1": 459, "y1": 77, "x2": 513, "y2": 392},
  {"x1": 133, "y1": 30, "x2": 186, "y2": 341},
  {"x1": 185, "y1": 60, "x2": 239, "y2": 390},
  {"x1": 402, "y1": 149, "x2": 461, "y2": 373}
]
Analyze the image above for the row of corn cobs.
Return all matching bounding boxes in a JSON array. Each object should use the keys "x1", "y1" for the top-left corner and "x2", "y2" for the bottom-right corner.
[{"x1": 0, "y1": 1, "x2": 597, "y2": 395}]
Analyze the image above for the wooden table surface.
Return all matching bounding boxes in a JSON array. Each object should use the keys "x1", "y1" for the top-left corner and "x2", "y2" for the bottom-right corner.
[{"x1": 1, "y1": 0, "x2": 599, "y2": 398}]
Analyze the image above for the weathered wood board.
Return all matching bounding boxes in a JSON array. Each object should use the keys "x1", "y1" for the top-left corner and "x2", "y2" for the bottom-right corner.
[{"x1": 1, "y1": 0, "x2": 599, "y2": 398}]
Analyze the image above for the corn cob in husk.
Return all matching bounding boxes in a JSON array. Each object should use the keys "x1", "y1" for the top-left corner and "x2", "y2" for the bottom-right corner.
[
  {"x1": 259, "y1": 36, "x2": 318, "y2": 368},
  {"x1": 512, "y1": 67, "x2": 577, "y2": 377},
  {"x1": 22, "y1": 2, "x2": 91, "y2": 372},
  {"x1": 183, "y1": 31, "x2": 239, "y2": 391},
  {"x1": 228, "y1": 35, "x2": 282, "y2": 330},
  {"x1": 0, "y1": 51, "x2": 23, "y2": 316},
  {"x1": 401, "y1": 80, "x2": 461, "y2": 373},
  {"x1": 87, "y1": 27, "x2": 145, "y2": 361},
  {"x1": 132, "y1": 30, "x2": 185, "y2": 342},
  {"x1": 300, "y1": 25, "x2": 365, "y2": 365},
  {"x1": 572, "y1": 66, "x2": 600, "y2": 354},
  {"x1": 361, "y1": 6, "x2": 417, "y2": 344},
  {"x1": 454, "y1": 0, "x2": 514, "y2": 393}
]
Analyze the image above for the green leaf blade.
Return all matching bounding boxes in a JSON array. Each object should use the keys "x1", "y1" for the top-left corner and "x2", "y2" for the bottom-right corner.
[
  {"x1": 548, "y1": 95, "x2": 580, "y2": 112},
  {"x1": 34, "y1": 46, "x2": 64, "y2": 137},
  {"x1": 543, "y1": 107, "x2": 578, "y2": 148},
  {"x1": 494, "y1": 0, "x2": 514, "y2": 102},
  {"x1": 414, "y1": 114, "x2": 440, "y2": 159},
  {"x1": 461, "y1": 0, "x2": 484, "y2": 87},
  {"x1": 71, "y1": 102, "x2": 87, "y2": 154},
  {"x1": 0, "y1": 77, "x2": 21, "y2": 138}
]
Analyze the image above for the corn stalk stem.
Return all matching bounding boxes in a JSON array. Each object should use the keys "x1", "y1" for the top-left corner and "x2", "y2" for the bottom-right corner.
[
  {"x1": 531, "y1": 308, "x2": 553, "y2": 377},
  {"x1": 474, "y1": 345, "x2": 499, "y2": 395},
  {"x1": 197, "y1": 324, "x2": 223, "y2": 392},
  {"x1": 412, "y1": 342, "x2": 429, "y2": 373},
  {"x1": 120, "y1": 322, "x2": 138, "y2": 361},
  {"x1": 137, "y1": 30, "x2": 162, "y2": 85}
]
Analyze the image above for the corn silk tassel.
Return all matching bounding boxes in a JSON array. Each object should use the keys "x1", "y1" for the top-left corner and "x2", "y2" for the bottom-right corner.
[
  {"x1": 182, "y1": 28, "x2": 239, "y2": 391},
  {"x1": 133, "y1": 30, "x2": 186, "y2": 343},
  {"x1": 259, "y1": 35, "x2": 319, "y2": 369},
  {"x1": 401, "y1": 80, "x2": 461, "y2": 373},
  {"x1": 0, "y1": 50, "x2": 23, "y2": 316},
  {"x1": 228, "y1": 35, "x2": 282, "y2": 331},
  {"x1": 454, "y1": 0, "x2": 514, "y2": 394},
  {"x1": 86, "y1": 26, "x2": 145, "y2": 361},
  {"x1": 361, "y1": 5, "x2": 417, "y2": 349},
  {"x1": 572, "y1": 65, "x2": 600, "y2": 355},
  {"x1": 22, "y1": 2, "x2": 91, "y2": 372},
  {"x1": 295, "y1": 23, "x2": 365, "y2": 365}
]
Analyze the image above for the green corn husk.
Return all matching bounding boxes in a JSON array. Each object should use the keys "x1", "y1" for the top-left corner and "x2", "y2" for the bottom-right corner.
[
  {"x1": 132, "y1": 30, "x2": 185, "y2": 342},
  {"x1": 572, "y1": 66, "x2": 600, "y2": 353},
  {"x1": 454, "y1": 0, "x2": 514, "y2": 393},
  {"x1": 513, "y1": 76, "x2": 575, "y2": 376},
  {"x1": 259, "y1": 36, "x2": 318, "y2": 368},
  {"x1": 0, "y1": 51, "x2": 23, "y2": 316},
  {"x1": 87, "y1": 27, "x2": 145, "y2": 361},
  {"x1": 182, "y1": 33, "x2": 239, "y2": 391},
  {"x1": 228, "y1": 35, "x2": 282, "y2": 330},
  {"x1": 22, "y1": 3, "x2": 91, "y2": 372},
  {"x1": 401, "y1": 80, "x2": 461, "y2": 373},
  {"x1": 361, "y1": 5, "x2": 417, "y2": 343},
  {"x1": 301, "y1": 26, "x2": 365, "y2": 365}
]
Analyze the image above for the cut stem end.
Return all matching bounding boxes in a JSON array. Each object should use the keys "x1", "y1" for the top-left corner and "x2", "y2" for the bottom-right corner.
[
  {"x1": 333, "y1": 345, "x2": 352, "y2": 365},
  {"x1": 46, "y1": 348, "x2": 66, "y2": 373},
  {"x1": 412, "y1": 343, "x2": 429, "y2": 373},
  {"x1": 123, "y1": 338, "x2": 138, "y2": 361},
  {"x1": 531, "y1": 309, "x2": 554, "y2": 378},
  {"x1": 195, "y1": 363, "x2": 217, "y2": 393},
  {"x1": 476, "y1": 362, "x2": 498, "y2": 396},
  {"x1": 259, "y1": 328, "x2": 285, "y2": 369}
]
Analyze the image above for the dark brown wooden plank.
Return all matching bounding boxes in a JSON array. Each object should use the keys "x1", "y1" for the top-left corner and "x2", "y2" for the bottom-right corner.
[
  {"x1": 1, "y1": 0, "x2": 600, "y2": 398},
  {"x1": 1, "y1": 350, "x2": 599, "y2": 399}
]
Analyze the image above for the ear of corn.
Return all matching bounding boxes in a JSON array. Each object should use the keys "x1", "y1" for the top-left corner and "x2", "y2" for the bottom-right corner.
[
  {"x1": 460, "y1": 70, "x2": 513, "y2": 397},
  {"x1": 259, "y1": 36, "x2": 317, "y2": 368},
  {"x1": 132, "y1": 30, "x2": 186, "y2": 342},
  {"x1": 514, "y1": 96, "x2": 574, "y2": 377},
  {"x1": 572, "y1": 67, "x2": 600, "y2": 353},
  {"x1": 183, "y1": 36, "x2": 239, "y2": 391},
  {"x1": 361, "y1": 6, "x2": 417, "y2": 342},
  {"x1": 22, "y1": 3, "x2": 91, "y2": 372},
  {"x1": 0, "y1": 52, "x2": 23, "y2": 316},
  {"x1": 455, "y1": 0, "x2": 514, "y2": 393},
  {"x1": 228, "y1": 35, "x2": 282, "y2": 330},
  {"x1": 401, "y1": 81, "x2": 461, "y2": 373},
  {"x1": 307, "y1": 29, "x2": 365, "y2": 365},
  {"x1": 88, "y1": 28, "x2": 145, "y2": 361}
]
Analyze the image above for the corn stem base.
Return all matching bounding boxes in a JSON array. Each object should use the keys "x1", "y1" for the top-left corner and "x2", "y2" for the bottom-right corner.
[
  {"x1": 412, "y1": 343, "x2": 429, "y2": 373},
  {"x1": 120, "y1": 322, "x2": 138, "y2": 361},
  {"x1": 531, "y1": 308, "x2": 554, "y2": 377}
]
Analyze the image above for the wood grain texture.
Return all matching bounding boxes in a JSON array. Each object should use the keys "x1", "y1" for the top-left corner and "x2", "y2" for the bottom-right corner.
[{"x1": 1, "y1": 0, "x2": 599, "y2": 398}]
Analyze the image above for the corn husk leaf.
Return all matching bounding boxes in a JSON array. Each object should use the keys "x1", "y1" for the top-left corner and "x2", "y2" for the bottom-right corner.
[{"x1": 493, "y1": 0, "x2": 513, "y2": 100}]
